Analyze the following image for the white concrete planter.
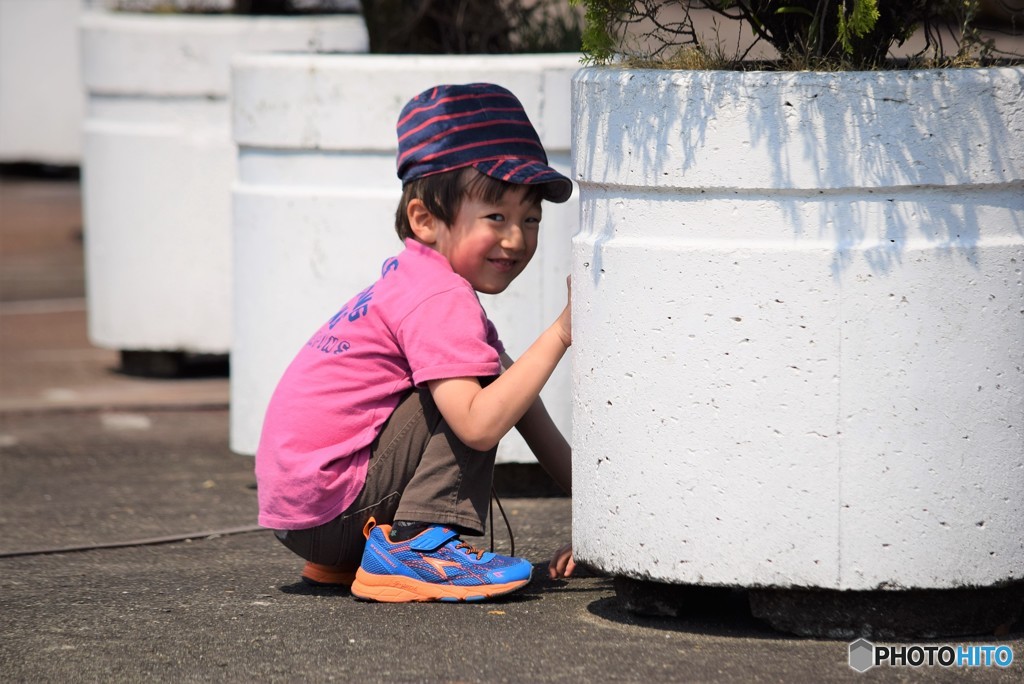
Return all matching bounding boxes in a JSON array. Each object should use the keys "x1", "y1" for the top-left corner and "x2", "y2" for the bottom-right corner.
[
  {"x1": 0, "y1": 0, "x2": 86, "y2": 165},
  {"x1": 230, "y1": 53, "x2": 581, "y2": 462},
  {"x1": 572, "y1": 67, "x2": 1024, "y2": 594},
  {"x1": 81, "y1": 9, "x2": 367, "y2": 354}
]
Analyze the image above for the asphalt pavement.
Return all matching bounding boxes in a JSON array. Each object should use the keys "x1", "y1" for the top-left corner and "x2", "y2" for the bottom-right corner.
[{"x1": 1, "y1": 172, "x2": 1021, "y2": 682}]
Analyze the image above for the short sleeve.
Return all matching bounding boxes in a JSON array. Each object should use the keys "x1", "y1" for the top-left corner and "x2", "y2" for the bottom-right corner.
[
  {"x1": 484, "y1": 318, "x2": 505, "y2": 356},
  {"x1": 396, "y1": 287, "x2": 503, "y2": 386}
]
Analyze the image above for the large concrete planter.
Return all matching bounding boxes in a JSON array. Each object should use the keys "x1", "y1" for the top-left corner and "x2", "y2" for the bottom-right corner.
[
  {"x1": 230, "y1": 53, "x2": 580, "y2": 462},
  {"x1": 571, "y1": 66, "x2": 1024, "y2": 636},
  {"x1": 0, "y1": 0, "x2": 86, "y2": 165},
  {"x1": 81, "y1": 9, "x2": 367, "y2": 357}
]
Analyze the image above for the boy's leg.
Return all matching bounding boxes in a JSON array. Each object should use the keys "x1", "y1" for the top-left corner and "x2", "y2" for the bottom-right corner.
[
  {"x1": 343, "y1": 385, "x2": 532, "y2": 602},
  {"x1": 277, "y1": 386, "x2": 494, "y2": 575},
  {"x1": 391, "y1": 386, "x2": 495, "y2": 535}
]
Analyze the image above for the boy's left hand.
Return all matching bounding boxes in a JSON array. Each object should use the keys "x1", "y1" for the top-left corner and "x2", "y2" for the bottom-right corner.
[{"x1": 548, "y1": 543, "x2": 576, "y2": 579}]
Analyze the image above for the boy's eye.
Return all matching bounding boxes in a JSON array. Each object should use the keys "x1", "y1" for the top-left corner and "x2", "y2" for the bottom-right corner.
[{"x1": 487, "y1": 213, "x2": 505, "y2": 222}]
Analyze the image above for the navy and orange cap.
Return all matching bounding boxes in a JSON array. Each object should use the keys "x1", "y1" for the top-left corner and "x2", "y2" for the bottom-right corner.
[{"x1": 396, "y1": 83, "x2": 573, "y2": 204}]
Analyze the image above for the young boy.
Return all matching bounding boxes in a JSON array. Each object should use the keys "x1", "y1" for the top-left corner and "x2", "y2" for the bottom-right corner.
[{"x1": 255, "y1": 83, "x2": 576, "y2": 603}]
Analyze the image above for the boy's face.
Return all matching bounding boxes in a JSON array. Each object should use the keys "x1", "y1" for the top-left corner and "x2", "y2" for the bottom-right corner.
[{"x1": 434, "y1": 185, "x2": 541, "y2": 295}]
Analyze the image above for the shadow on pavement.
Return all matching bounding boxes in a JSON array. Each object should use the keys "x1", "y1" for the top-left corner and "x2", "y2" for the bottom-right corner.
[{"x1": 586, "y1": 589, "x2": 789, "y2": 641}]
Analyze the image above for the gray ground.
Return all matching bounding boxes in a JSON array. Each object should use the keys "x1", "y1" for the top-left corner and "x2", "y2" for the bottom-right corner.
[{"x1": 1, "y1": 175, "x2": 1021, "y2": 682}]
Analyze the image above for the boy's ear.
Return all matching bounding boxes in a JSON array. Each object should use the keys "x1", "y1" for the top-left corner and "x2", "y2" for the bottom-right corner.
[{"x1": 407, "y1": 198, "x2": 440, "y2": 244}]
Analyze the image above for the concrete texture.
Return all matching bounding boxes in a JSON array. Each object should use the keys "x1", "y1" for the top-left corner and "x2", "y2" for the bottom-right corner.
[
  {"x1": 2, "y1": 173, "x2": 1023, "y2": 681},
  {"x1": 570, "y1": 67, "x2": 1024, "y2": 593}
]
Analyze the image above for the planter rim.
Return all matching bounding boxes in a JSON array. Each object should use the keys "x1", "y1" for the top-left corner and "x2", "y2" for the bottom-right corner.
[
  {"x1": 232, "y1": 52, "x2": 580, "y2": 151},
  {"x1": 81, "y1": 9, "x2": 362, "y2": 27},
  {"x1": 81, "y1": 8, "x2": 368, "y2": 96},
  {"x1": 232, "y1": 51, "x2": 584, "y2": 69},
  {"x1": 573, "y1": 63, "x2": 1024, "y2": 79},
  {"x1": 572, "y1": 64, "x2": 1024, "y2": 191}
]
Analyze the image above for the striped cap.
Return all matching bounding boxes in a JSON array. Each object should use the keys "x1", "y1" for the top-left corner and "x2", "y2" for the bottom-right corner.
[{"x1": 396, "y1": 83, "x2": 573, "y2": 204}]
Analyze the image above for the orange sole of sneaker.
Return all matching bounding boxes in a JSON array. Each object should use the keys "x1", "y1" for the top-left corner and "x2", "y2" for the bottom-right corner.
[
  {"x1": 301, "y1": 562, "x2": 356, "y2": 587},
  {"x1": 350, "y1": 568, "x2": 530, "y2": 603}
]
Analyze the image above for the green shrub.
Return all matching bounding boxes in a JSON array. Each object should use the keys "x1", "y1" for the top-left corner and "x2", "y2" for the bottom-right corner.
[{"x1": 572, "y1": 0, "x2": 1014, "y2": 69}]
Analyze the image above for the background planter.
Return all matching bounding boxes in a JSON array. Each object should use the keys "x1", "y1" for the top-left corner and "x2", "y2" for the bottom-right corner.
[
  {"x1": 230, "y1": 53, "x2": 580, "y2": 461},
  {"x1": 571, "y1": 67, "x2": 1023, "y2": 633},
  {"x1": 81, "y1": 8, "x2": 367, "y2": 357},
  {"x1": 0, "y1": 0, "x2": 87, "y2": 165}
]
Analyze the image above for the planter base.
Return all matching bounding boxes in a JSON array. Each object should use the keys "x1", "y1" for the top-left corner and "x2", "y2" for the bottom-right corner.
[
  {"x1": 616, "y1": 577, "x2": 1024, "y2": 638},
  {"x1": 119, "y1": 350, "x2": 228, "y2": 379},
  {"x1": 613, "y1": 577, "x2": 747, "y2": 619},
  {"x1": 748, "y1": 584, "x2": 1024, "y2": 639}
]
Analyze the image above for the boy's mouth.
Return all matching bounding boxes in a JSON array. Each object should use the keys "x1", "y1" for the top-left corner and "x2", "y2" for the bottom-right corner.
[{"x1": 487, "y1": 258, "x2": 518, "y2": 273}]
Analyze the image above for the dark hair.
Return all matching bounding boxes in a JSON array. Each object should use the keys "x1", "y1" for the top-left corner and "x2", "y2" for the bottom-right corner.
[{"x1": 395, "y1": 167, "x2": 546, "y2": 241}]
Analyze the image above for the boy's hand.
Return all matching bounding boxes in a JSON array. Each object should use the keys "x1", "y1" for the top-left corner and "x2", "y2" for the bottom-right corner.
[
  {"x1": 556, "y1": 275, "x2": 572, "y2": 348},
  {"x1": 548, "y1": 543, "x2": 576, "y2": 579},
  {"x1": 429, "y1": 275, "x2": 573, "y2": 452}
]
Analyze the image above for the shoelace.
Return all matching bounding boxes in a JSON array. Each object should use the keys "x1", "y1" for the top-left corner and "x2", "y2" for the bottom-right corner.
[
  {"x1": 488, "y1": 486, "x2": 515, "y2": 557},
  {"x1": 456, "y1": 541, "x2": 486, "y2": 560}
]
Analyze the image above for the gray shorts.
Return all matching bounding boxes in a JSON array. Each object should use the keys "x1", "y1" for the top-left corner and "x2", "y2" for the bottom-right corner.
[{"x1": 275, "y1": 387, "x2": 496, "y2": 569}]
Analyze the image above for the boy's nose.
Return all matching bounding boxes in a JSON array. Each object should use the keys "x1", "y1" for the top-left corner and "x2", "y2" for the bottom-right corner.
[{"x1": 502, "y1": 224, "x2": 526, "y2": 252}]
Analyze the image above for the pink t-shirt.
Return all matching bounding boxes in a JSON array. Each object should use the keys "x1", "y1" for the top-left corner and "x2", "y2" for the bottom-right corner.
[{"x1": 255, "y1": 239, "x2": 505, "y2": 530}]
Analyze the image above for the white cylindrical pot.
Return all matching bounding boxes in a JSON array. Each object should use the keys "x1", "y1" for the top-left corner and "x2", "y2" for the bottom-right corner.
[
  {"x1": 571, "y1": 67, "x2": 1024, "y2": 591},
  {"x1": 81, "y1": 9, "x2": 367, "y2": 353},
  {"x1": 230, "y1": 53, "x2": 581, "y2": 462},
  {"x1": 0, "y1": 0, "x2": 86, "y2": 165}
]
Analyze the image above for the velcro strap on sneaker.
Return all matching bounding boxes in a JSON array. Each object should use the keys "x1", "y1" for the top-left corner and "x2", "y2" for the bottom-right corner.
[{"x1": 409, "y1": 526, "x2": 459, "y2": 552}]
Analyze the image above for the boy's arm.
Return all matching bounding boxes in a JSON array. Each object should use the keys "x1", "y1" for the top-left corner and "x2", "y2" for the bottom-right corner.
[
  {"x1": 501, "y1": 351, "x2": 572, "y2": 495},
  {"x1": 427, "y1": 317, "x2": 569, "y2": 452},
  {"x1": 428, "y1": 280, "x2": 571, "y2": 453}
]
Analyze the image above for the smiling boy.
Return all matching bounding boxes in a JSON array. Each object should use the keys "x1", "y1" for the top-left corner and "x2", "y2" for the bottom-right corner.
[{"x1": 255, "y1": 83, "x2": 576, "y2": 602}]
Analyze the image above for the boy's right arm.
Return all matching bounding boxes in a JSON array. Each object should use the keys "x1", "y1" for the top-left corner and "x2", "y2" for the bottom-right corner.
[{"x1": 427, "y1": 279, "x2": 571, "y2": 452}]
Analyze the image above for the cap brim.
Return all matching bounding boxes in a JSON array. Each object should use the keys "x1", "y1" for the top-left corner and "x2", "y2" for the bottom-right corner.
[
  {"x1": 538, "y1": 177, "x2": 574, "y2": 204},
  {"x1": 473, "y1": 159, "x2": 574, "y2": 204}
]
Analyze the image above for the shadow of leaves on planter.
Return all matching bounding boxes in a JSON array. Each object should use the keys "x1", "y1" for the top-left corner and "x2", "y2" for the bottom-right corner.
[{"x1": 572, "y1": 67, "x2": 1024, "y2": 279}]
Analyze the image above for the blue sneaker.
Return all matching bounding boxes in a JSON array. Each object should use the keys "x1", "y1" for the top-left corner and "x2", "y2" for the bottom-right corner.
[{"x1": 350, "y1": 518, "x2": 533, "y2": 603}]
